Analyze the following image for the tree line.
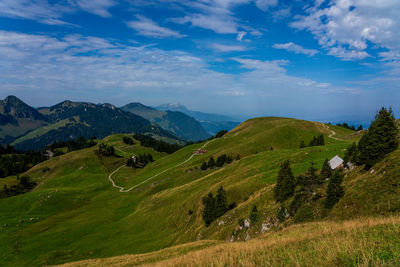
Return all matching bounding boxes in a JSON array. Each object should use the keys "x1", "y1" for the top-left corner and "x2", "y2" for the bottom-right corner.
[
  {"x1": 200, "y1": 154, "x2": 235, "y2": 170},
  {"x1": 299, "y1": 134, "x2": 325, "y2": 148},
  {"x1": 0, "y1": 175, "x2": 36, "y2": 198},
  {"x1": 133, "y1": 134, "x2": 182, "y2": 154},
  {"x1": 335, "y1": 122, "x2": 363, "y2": 131},
  {"x1": 126, "y1": 153, "x2": 154, "y2": 168},
  {"x1": 46, "y1": 136, "x2": 96, "y2": 153}
]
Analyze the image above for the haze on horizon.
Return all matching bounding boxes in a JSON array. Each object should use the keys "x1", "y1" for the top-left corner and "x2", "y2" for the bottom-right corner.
[{"x1": 1, "y1": 0, "x2": 400, "y2": 125}]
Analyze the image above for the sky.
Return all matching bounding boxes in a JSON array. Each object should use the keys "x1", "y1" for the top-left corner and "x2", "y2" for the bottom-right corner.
[{"x1": 0, "y1": 0, "x2": 400, "y2": 124}]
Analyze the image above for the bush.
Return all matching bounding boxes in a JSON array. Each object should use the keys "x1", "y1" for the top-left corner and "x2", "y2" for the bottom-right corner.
[{"x1": 98, "y1": 143, "x2": 114, "y2": 156}]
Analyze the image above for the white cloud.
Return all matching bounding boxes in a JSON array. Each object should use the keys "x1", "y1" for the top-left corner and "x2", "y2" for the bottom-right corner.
[
  {"x1": 0, "y1": 30, "x2": 370, "y2": 117},
  {"x1": 73, "y1": 0, "x2": 116, "y2": 18},
  {"x1": 291, "y1": 0, "x2": 400, "y2": 61},
  {"x1": 236, "y1": 31, "x2": 247, "y2": 41},
  {"x1": 211, "y1": 43, "x2": 247, "y2": 52},
  {"x1": 273, "y1": 42, "x2": 319, "y2": 56},
  {"x1": 0, "y1": 0, "x2": 117, "y2": 25},
  {"x1": 255, "y1": 0, "x2": 278, "y2": 11},
  {"x1": 127, "y1": 16, "x2": 185, "y2": 38}
]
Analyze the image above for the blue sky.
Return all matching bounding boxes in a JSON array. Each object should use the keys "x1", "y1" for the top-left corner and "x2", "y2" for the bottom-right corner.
[{"x1": 1, "y1": 0, "x2": 400, "y2": 124}]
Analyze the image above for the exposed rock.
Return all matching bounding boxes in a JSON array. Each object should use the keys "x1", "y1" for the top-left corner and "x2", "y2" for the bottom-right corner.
[{"x1": 244, "y1": 219, "x2": 250, "y2": 229}]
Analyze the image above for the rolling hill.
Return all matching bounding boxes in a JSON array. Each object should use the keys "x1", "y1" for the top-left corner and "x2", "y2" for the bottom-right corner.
[
  {"x1": 0, "y1": 96, "x2": 49, "y2": 145},
  {"x1": 0, "y1": 116, "x2": 398, "y2": 266},
  {"x1": 121, "y1": 103, "x2": 210, "y2": 141}
]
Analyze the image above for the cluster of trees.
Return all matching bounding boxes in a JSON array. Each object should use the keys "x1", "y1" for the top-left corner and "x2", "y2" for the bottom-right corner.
[
  {"x1": 122, "y1": 136, "x2": 135, "y2": 145},
  {"x1": 274, "y1": 159, "x2": 345, "y2": 221},
  {"x1": 126, "y1": 153, "x2": 154, "y2": 168},
  {"x1": 202, "y1": 186, "x2": 236, "y2": 226},
  {"x1": 336, "y1": 123, "x2": 363, "y2": 131},
  {"x1": 299, "y1": 134, "x2": 325, "y2": 148},
  {"x1": 200, "y1": 154, "x2": 233, "y2": 170},
  {"x1": 0, "y1": 144, "x2": 16, "y2": 155},
  {"x1": 47, "y1": 136, "x2": 96, "y2": 153},
  {"x1": 0, "y1": 151, "x2": 47, "y2": 178},
  {"x1": 1, "y1": 175, "x2": 36, "y2": 198},
  {"x1": 133, "y1": 134, "x2": 182, "y2": 154},
  {"x1": 97, "y1": 143, "x2": 115, "y2": 156},
  {"x1": 344, "y1": 107, "x2": 398, "y2": 170}
]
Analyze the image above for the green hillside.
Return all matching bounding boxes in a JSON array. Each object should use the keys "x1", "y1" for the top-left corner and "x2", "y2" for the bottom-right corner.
[{"x1": 0, "y1": 116, "x2": 384, "y2": 266}]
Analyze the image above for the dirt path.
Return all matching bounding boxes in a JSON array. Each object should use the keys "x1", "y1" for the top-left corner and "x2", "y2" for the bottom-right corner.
[
  {"x1": 318, "y1": 122, "x2": 343, "y2": 141},
  {"x1": 108, "y1": 133, "x2": 239, "y2": 193}
]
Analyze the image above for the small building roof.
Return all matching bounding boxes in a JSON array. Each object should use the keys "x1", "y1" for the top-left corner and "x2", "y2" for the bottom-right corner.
[{"x1": 329, "y1": 155, "x2": 344, "y2": 170}]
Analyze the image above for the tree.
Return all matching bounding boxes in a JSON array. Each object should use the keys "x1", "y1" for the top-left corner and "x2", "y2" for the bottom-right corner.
[
  {"x1": 324, "y1": 171, "x2": 345, "y2": 209},
  {"x1": 320, "y1": 159, "x2": 332, "y2": 181},
  {"x1": 317, "y1": 134, "x2": 325, "y2": 146},
  {"x1": 207, "y1": 157, "x2": 215, "y2": 169},
  {"x1": 215, "y1": 186, "x2": 228, "y2": 217},
  {"x1": 215, "y1": 130, "x2": 228, "y2": 138},
  {"x1": 200, "y1": 162, "x2": 208, "y2": 170},
  {"x1": 357, "y1": 107, "x2": 399, "y2": 169},
  {"x1": 274, "y1": 160, "x2": 296, "y2": 202},
  {"x1": 202, "y1": 193, "x2": 216, "y2": 227},
  {"x1": 216, "y1": 155, "x2": 226, "y2": 167},
  {"x1": 249, "y1": 205, "x2": 258, "y2": 224},
  {"x1": 300, "y1": 140, "x2": 306, "y2": 148},
  {"x1": 357, "y1": 125, "x2": 363, "y2": 131},
  {"x1": 344, "y1": 142, "x2": 358, "y2": 164}
]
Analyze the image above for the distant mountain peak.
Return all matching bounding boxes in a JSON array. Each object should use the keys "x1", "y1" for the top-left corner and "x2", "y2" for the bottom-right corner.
[{"x1": 156, "y1": 103, "x2": 190, "y2": 113}]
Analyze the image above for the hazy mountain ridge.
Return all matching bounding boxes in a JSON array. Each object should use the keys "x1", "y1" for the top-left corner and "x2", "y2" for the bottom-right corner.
[
  {"x1": 122, "y1": 102, "x2": 210, "y2": 141},
  {"x1": 155, "y1": 103, "x2": 240, "y2": 135}
]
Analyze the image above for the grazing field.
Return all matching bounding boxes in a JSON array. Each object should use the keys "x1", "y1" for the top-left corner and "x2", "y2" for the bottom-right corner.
[{"x1": 2, "y1": 117, "x2": 393, "y2": 267}]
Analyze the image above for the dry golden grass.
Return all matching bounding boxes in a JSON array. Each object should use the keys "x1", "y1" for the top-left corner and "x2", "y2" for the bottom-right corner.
[{"x1": 58, "y1": 216, "x2": 400, "y2": 267}]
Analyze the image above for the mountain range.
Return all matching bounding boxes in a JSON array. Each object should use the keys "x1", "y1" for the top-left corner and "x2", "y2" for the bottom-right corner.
[{"x1": 0, "y1": 96, "x2": 239, "y2": 150}]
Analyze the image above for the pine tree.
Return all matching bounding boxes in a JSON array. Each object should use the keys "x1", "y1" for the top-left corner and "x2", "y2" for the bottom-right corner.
[
  {"x1": 200, "y1": 162, "x2": 207, "y2": 170},
  {"x1": 344, "y1": 142, "x2": 358, "y2": 164},
  {"x1": 300, "y1": 140, "x2": 306, "y2": 148},
  {"x1": 249, "y1": 205, "x2": 258, "y2": 224},
  {"x1": 207, "y1": 157, "x2": 215, "y2": 169},
  {"x1": 202, "y1": 193, "x2": 216, "y2": 227},
  {"x1": 357, "y1": 125, "x2": 363, "y2": 131},
  {"x1": 324, "y1": 171, "x2": 345, "y2": 209},
  {"x1": 274, "y1": 160, "x2": 295, "y2": 202},
  {"x1": 215, "y1": 186, "x2": 228, "y2": 217},
  {"x1": 320, "y1": 159, "x2": 332, "y2": 181},
  {"x1": 357, "y1": 107, "x2": 399, "y2": 169},
  {"x1": 317, "y1": 134, "x2": 325, "y2": 146}
]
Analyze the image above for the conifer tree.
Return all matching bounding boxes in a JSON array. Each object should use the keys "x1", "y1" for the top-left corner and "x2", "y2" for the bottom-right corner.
[
  {"x1": 357, "y1": 107, "x2": 399, "y2": 169},
  {"x1": 274, "y1": 160, "x2": 295, "y2": 202},
  {"x1": 317, "y1": 134, "x2": 325, "y2": 146},
  {"x1": 200, "y1": 162, "x2": 207, "y2": 170},
  {"x1": 207, "y1": 157, "x2": 215, "y2": 169},
  {"x1": 215, "y1": 186, "x2": 228, "y2": 217},
  {"x1": 249, "y1": 205, "x2": 258, "y2": 224},
  {"x1": 344, "y1": 142, "x2": 358, "y2": 164},
  {"x1": 320, "y1": 159, "x2": 332, "y2": 181},
  {"x1": 324, "y1": 171, "x2": 345, "y2": 209},
  {"x1": 300, "y1": 140, "x2": 306, "y2": 148},
  {"x1": 202, "y1": 193, "x2": 216, "y2": 227}
]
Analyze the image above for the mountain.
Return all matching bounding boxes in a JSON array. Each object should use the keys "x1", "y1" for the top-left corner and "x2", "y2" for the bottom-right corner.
[
  {"x1": 11, "y1": 100, "x2": 179, "y2": 151},
  {"x1": 0, "y1": 96, "x2": 49, "y2": 145},
  {"x1": 155, "y1": 103, "x2": 240, "y2": 135},
  {"x1": 121, "y1": 102, "x2": 210, "y2": 141}
]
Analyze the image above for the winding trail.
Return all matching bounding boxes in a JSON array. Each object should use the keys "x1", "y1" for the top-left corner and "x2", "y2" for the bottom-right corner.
[
  {"x1": 318, "y1": 122, "x2": 343, "y2": 141},
  {"x1": 108, "y1": 132, "x2": 240, "y2": 193}
]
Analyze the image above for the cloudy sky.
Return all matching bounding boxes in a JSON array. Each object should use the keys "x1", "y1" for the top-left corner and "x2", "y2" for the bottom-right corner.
[{"x1": 1, "y1": 0, "x2": 399, "y2": 123}]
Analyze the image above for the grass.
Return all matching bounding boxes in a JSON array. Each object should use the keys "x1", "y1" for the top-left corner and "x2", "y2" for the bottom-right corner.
[
  {"x1": 0, "y1": 117, "x2": 377, "y2": 266},
  {"x1": 58, "y1": 216, "x2": 400, "y2": 267}
]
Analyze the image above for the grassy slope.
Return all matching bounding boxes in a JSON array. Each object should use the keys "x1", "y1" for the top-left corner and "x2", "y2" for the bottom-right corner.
[
  {"x1": 59, "y1": 216, "x2": 400, "y2": 267},
  {"x1": 0, "y1": 117, "x2": 363, "y2": 266}
]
